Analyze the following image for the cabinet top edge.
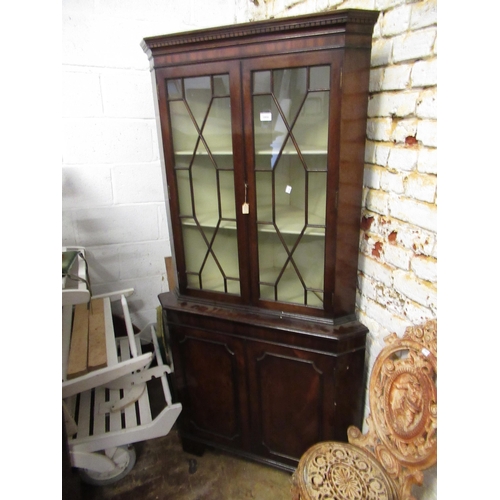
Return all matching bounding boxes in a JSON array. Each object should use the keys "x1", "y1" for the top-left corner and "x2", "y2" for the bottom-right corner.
[
  {"x1": 141, "y1": 9, "x2": 379, "y2": 53},
  {"x1": 158, "y1": 292, "x2": 368, "y2": 340}
]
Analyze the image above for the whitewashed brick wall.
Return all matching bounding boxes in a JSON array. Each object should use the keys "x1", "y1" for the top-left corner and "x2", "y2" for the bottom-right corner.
[
  {"x1": 62, "y1": 0, "x2": 250, "y2": 326},
  {"x1": 248, "y1": 1, "x2": 437, "y2": 498}
]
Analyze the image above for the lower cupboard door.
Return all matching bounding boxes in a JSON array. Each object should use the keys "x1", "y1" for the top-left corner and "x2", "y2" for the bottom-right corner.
[
  {"x1": 246, "y1": 341, "x2": 336, "y2": 466},
  {"x1": 171, "y1": 326, "x2": 249, "y2": 449}
]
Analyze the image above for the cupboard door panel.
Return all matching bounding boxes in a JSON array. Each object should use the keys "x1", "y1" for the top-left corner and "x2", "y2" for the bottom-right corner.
[
  {"x1": 171, "y1": 326, "x2": 247, "y2": 447},
  {"x1": 246, "y1": 341, "x2": 335, "y2": 464}
]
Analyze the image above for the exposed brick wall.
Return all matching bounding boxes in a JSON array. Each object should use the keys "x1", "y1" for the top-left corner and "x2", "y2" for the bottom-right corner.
[
  {"x1": 249, "y1": 1, "x2": 437, "y2": 498},
  {"x1": 249, "y1": 0, "x2": 437, "y2": 370}
]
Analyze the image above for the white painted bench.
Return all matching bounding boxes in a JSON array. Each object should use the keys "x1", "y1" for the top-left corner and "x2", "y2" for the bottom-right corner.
[{"x1": 62, "y1": 247, "x2": 182, "y2": 485}]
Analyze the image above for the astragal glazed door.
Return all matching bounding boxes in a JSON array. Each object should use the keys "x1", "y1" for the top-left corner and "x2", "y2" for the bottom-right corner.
[{"x1": 157, "y1": 51, "x2": 344, "y2": 319}]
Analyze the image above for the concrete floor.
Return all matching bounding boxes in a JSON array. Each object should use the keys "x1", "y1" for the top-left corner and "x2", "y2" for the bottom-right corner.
[{"x1": 77, "y1": 428, "x2": 294, "y2": 500}]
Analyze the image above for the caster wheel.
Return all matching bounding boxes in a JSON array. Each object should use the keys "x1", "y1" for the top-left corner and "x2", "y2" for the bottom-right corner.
[{"x1": 79, "y1": 445, "x2": 136, "y2": 486}]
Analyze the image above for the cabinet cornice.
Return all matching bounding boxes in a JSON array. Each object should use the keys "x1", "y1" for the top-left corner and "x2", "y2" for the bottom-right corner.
[{"x1": 142, "y1": 9, "x2": 379, "y2": 52}]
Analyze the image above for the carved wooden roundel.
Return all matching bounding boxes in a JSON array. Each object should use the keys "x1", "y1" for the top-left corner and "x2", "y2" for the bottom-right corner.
[
  {"x1": 369, "y1": 332, "x2": 437, "y2": 470},
  {"x1": 297, "y1": 441, "x2": 397, "y2": 500}
]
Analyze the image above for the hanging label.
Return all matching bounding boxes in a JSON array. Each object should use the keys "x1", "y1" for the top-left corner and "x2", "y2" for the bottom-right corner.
[
  {"x1": 260, "y1": 111, "x2": 272, "y2": 122},
  {"x1": 242, "y1": 182, "x2": 249, "y2": 214},
  {"x1": 285, "y1": 185, "x2": 292, "y2": 194}
]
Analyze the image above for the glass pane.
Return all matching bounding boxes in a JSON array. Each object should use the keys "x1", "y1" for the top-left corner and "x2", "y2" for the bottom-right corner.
[
  {"x1": 258, "y1": 228, "x2": 287, "y2": 289},
  {"x1": 182, "y1": 224, "x2": 206, "y2": 276},
  {"x1": 274, "y1": 157, "x2": 305, "y2": 233},
  {"x1": 203, "y1": 96, "x2": 232, "y2": 154},
  {"x1": 200, "y1": 250, "x2": 221, "y2": 291},
  {"x1": 253, "y1": 71, "x2": 271, "y2": 94},
  {"x1": 211, "y1": 230, "x2": 240, "y2": 281},
  {"x1": 219, "y1": 170, "x2": 236, "y2": 220},
  {"x1": 277, "y1": 264, "x2": 304, "y2": 304},
  {"x1": 273, "y1": 67, "x2": 307, "y2": 125},
  {"x1": 213, "y1": 74, "x2": 229, "y2": 96},
  {"x1": 293, "y1": 91, "x2": 329, "y2": 153},
  {"x1": 253, "y1": 95, "x2": 284, "y2": 168},
  {"x1": 182, "y1": 223, "x2": 240, "y2": 294},
  {"x1": 192, "y1": 150, "x2": 218, "y2": 225},
  {"x1": 253, "y1": 65, "x2": 330, "y2": 308},
  {"x1": 187, "y1": 272, "x2": 200, "y2": 289},
  {"x1": 308, "y1": 172, "x2": 327, "y2": 225},
  {"x1": 292, "y1": 230, "x2": 325, "y2": 291},
  {"x1": 185, "y1": 76, "x2": 211, "y2": 126},
  {"x1": 213, "y1": 155, "x2": 234, "y2": 170},
  {"x1": 169, "y1": 100, "x2": 198, "y2": 159},
  {"x1": 167, "y1": 79, "x2": 183, "y2": 99},
  {"x1": 303, "y1": 154, "x2": 328, "y2": 172},
  {"x1": 309, "y1": 66, "x2": 330, "y2": 91},
  {"x1": 255, "y1": 171, "x2": 273, "y2": 222},
  {"x1": 175, "y1": 169, "x2": 192, "y2": 217},
  {"x1": 169, "y1": 73, "x2": 240, "y2": 296},
  {"x1": 307, "y1": 290, "x2": 323, "y2": 308}
]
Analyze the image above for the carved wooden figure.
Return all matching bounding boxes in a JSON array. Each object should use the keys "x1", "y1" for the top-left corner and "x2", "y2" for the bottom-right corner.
[{"x1": 292, "y1": 319, "x2": 437, "y2": 500}]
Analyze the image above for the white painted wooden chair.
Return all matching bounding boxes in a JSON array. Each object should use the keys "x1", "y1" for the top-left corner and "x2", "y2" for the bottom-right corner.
[{"x1": 62, "y1": 246, "x2": 182, "y2": 485}]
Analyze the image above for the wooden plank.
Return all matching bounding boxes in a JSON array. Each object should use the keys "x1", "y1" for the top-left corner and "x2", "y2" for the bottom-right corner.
[
  {"x1": 108, "y1": 387, "x2": 123, "y2": 432},
  {"x1": 165, "y1": 256, "x2": 176, "y2": 291},
  {"x1": 76, "y1": 390, "x2": 92, "y2": 439},
  {"x1": 66, "y1": 303, "x2": 89, "y2": 380},
  {"x1": 93, "y1": 386, "x2": 107, "y2": 436},
  {"x1": 88, "y1": 298, "x2": 107, "y2": 371},
  {"x1": 62, "y1": 304, "x2": 73, "y2": 381},
  {"x1": 119, "y1": 337, "x2": 138, "y2": 429},
  {"x1": 135, "y1": 338, "x2": 152, "y2": 425},
  {"x1": 103, "y1": 297, "x2": 118, "y2": 366}
]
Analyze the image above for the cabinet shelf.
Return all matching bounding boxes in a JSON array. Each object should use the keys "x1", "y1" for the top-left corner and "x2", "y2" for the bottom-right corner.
[
  {"x1": 255, "y1": 149, "x2": 327, "y2": 156},
  {"x1": 176, "y1": 150, "x2": 233, "y2": 156},
  {"x1": 175, "y1": 150, "x2": 327, "y2": 157},
  {"x1": 259, "y1": 266, "x2": 323, "y2": 306},
  {"x1": 181, "y1": 214, "x2": 237, "y2": 230},
  {"x1": 181, "y1": 205, "x2": 325, "y2": 236},
  {"x1": 256, "y1": 205, "x2": 325, "y2": 235}
]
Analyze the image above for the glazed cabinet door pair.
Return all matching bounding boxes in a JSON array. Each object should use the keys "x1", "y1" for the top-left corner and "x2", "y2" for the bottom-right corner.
[{"x1": 155, "y1": 50, "x2": 342, "y2": 319}]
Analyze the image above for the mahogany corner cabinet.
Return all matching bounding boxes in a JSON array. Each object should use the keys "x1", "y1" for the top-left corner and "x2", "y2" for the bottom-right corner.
[{"x1": 142, "y1": 9, "x2": 379, "y2": 471}]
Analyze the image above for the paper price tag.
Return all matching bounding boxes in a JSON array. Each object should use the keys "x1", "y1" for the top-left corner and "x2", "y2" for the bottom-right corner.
[
  {"x1": 242, "y1": 202, "x2": 249, "y2": 214},
  {"x1": 260, "y1": 111, "x2": 272, "y2": 122}
]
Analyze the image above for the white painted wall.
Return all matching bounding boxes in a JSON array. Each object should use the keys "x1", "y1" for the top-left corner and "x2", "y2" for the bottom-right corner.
[{"x1": 62, "y1": 0, "x2": 252, "y2": 326}]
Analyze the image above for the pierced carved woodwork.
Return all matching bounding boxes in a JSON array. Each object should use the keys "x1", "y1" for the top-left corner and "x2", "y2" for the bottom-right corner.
[
  {"x1": 294, "y1": 441, "x2": 397, "y2": 500},
  {"x1": 292, "y1": 319, "x2": 437, "y2": 500}
]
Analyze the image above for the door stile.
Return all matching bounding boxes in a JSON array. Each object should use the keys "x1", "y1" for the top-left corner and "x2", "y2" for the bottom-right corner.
[
  {"x1": 323, "y1": 51, "x2": 344, "y2": 315},
  {"x1": 229, "y1": 60, "x2": 252, "y2": 304}
]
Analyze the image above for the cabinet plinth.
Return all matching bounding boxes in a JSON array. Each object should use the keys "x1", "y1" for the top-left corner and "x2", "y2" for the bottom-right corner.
[{"x1": 144, "y1": 9, "x2": 378, "y2": 471}]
